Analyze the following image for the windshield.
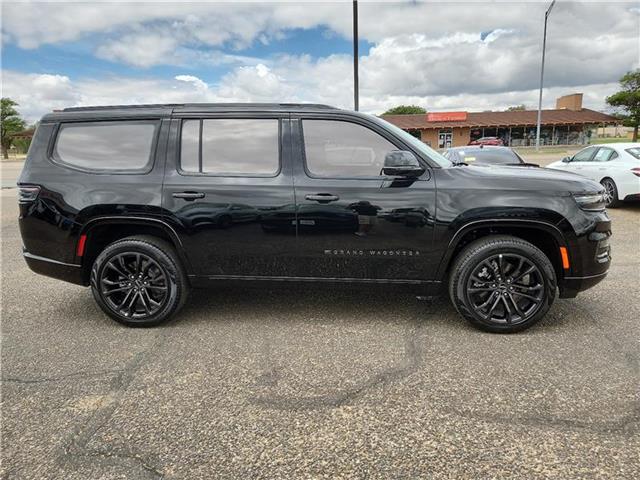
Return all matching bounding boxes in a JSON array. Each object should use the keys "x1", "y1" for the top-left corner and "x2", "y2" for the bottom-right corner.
[
  {"x1": 453, "y1": 148, "x2": 521, "y2": 164},
  {"x1": 367, "y1": 114, "x2": 453, "y2": 167}
]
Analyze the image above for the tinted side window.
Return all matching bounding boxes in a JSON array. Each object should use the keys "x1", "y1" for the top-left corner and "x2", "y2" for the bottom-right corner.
[
  {"x1": 54, "y1": 121, "x2": 158, "y2": 171},
  {"x1": 180, "y1": 120, "x2": 200, "y2": 172},
  {"x1": 572, "y1": 147, "x2": 596, "y2": 162},
  {"x1": 180, "y1": 119, "x2": 279, "y2": 176},
  {"x1": 302, "y1": 120, "x2": 398, "y2": 177},
  {"x1": 592, "y1": 148, "x2": 617, "y2": 162}
]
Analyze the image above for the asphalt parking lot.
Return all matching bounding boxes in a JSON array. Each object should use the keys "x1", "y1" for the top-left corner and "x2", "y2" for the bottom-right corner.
[{"x1": 1, "y1": 157, "x2": 639, "y2": 479}]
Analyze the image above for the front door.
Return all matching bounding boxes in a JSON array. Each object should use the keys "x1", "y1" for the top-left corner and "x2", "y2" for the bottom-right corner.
[
  {"x1": 162, "y1": 115, "x2": 297, "y2": 279},
  {"x1": 558, "y1": 146, "x2": 598, "y2": 175},
  {"x1": 439, "y1": 130, "x2": 453, "y2": 149},
  {"x1": 289, "y1": 116, "x2": 437, "y2": 282}
]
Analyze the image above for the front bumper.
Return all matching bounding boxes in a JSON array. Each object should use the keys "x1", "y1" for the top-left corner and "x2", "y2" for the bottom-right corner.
[
  {"x1": 558, "y1": 214, "x2": 611, "y2": 298},
  {"x1": 558, "y1": 271, "x2": 608, "y2": 298},
  {"x1": 23, "y1": 250, "x2": 85, "y2": 286}
]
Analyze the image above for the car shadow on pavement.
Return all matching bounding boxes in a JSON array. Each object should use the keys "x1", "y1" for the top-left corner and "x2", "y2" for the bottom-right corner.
[{"x1": 175, "y1": 282, "x2": 460, "y2": 328}]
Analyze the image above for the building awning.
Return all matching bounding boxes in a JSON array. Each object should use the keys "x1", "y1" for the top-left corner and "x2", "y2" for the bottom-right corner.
[
  {"x1": 382, "y1": 108, "x2": 619, "y2": 130},
  {"x1": 11, "y1": 129, "x2": 35, "y2": 139}
]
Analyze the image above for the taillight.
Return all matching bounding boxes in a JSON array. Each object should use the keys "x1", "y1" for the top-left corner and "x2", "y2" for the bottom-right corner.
[
  {"x1": 631, "y1": 168, "x2": 640, "y2": 178},
  {"x1": 17, "y1": 185, "x2": 41, "y2": 204}
]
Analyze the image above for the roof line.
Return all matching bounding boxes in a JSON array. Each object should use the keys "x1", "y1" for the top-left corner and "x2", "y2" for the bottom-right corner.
[{"x1": 62, "y1": 103, "x2": 338, "y2": 112}]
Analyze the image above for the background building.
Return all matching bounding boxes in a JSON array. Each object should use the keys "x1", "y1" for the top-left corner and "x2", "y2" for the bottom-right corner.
[{"x1": 382, "y1": 94, "x2": 620, "y2": 148}]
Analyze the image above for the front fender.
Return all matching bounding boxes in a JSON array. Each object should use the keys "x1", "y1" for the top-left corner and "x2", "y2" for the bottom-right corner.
[{"x1": 434, "y1": 216, "x2": 570, "y2": 281}]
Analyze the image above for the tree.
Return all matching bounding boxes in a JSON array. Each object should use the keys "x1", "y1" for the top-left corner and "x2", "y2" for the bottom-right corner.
[
  {"x1": 506, "y1": 104, "x2": 527, "y2": 111},
  {"x1": 606, "y1": 69, "x2": 640, "y2": 141},
  {"x1": 1, "y1": 98, "x2": 27, "y2": 159},
  {"x1": 383, "y1": 105, "x2": 427, "y2": 115}
]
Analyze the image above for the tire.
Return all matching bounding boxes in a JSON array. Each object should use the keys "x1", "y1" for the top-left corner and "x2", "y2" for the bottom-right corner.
[
  {"x1": 90, "y1": 235, "x2": 189, "y2": 327},
  {"x1": 448, "y1": 235, "x2": 556, "y2": 333},
  {"x1": 600, "y1": 178, "x2": 621, "y2": 208}
]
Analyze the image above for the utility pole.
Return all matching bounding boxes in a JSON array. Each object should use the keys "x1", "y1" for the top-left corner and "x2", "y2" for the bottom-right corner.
[
  {"x1": 353, "y1": 0, "x2": 359, "y2": 111},
  {"x1": 535, "y1": 0, "x2": 556, "y2": 150}
]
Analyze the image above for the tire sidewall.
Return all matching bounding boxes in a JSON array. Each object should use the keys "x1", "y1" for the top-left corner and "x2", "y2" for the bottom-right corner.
[
  {"x1": 90, "y1": 240, "x2": 182, "y2": 327},
  {"x1": 601, "y1": 178, "x2": 620, "y2": 208},
  {"x1": 452, "y1": 239, "x2": 556, "y2": 333}
]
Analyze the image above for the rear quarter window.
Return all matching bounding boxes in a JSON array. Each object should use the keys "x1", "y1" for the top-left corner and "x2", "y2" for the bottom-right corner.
[
  {"x1": 625, "y1": 147, "x2": 640, "y2": 160},
  {"x1": 52, "y1": 120, "x2": 159, "y2": 172}
]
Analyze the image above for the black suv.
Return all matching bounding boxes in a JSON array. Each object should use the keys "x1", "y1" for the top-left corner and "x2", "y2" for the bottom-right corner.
[{"x1": 18, "y1": 104, "x2": 611, "y2": 333}]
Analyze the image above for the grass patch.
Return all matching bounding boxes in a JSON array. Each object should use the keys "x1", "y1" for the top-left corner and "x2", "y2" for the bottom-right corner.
[{"x1": 589, "y1": 137, "x2": 635, "y2": 144}]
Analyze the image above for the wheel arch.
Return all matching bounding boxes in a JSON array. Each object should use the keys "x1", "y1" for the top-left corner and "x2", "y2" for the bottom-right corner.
[
  {"x1": 78, "y1": 217, "x2": 192, "y2": 284},
  {"x1": 599, "y1": 175, "x2": 619, "y2": 189},
  {"x1": 437, "y1": 219, "x2": 568, "y2": 282}
]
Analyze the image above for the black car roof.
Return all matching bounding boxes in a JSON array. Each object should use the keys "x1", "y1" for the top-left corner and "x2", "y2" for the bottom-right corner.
[
  {"x1": 41, "y1": 103, "x2": 344, "y2": 122},
  {"x1": 447, "y1": 146, "x2": 512, "y2": 152}
]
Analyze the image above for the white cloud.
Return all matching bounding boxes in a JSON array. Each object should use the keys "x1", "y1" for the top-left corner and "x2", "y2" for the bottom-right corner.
[
  {"x1": 1, "y1": 2, "x2": 637, "y2": 121},
  {"x1": 96, "y1": 33, "x2": 179, "y2": 68},
  {"x1": 175, "y1": 75, "x2": 208, "y2": 91},
  {"x1": 2, "y1": 64, "x2": 620, "y2": 126}
]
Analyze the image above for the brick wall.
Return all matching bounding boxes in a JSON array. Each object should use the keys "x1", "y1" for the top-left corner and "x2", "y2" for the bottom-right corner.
[
  {"x1": 453, "y1": 127, "x2": 470, "y2": 147},
  {"x1": 419, "y1": 128, "x2": 470, "y2": 148},
  {"x1": 419, "y1": 129, "x2": 438, "y2": 147}
]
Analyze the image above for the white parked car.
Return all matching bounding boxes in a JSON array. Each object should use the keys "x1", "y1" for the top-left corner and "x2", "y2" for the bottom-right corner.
[{"x1": 547, "y1": 143, "x2": 640, "y2": 207}]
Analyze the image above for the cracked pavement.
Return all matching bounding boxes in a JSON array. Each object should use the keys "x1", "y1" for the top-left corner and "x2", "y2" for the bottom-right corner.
[{"x1": 1, "y1": 168, "x2": 639, "y2": 478}]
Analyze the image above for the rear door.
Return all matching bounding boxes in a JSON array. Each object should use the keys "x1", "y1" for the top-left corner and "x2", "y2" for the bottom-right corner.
[
  {"x1": 162, "y1": 113, "x2": 297, "y2": 279},
  {"x1": 289, "y1": 114, "x2": 437, "y2": 282}
]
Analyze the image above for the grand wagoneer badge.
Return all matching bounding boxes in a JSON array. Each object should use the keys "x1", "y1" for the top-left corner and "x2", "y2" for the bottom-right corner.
[{"x1": 324, "y1": 249, "x2": 421, "y2": 256}]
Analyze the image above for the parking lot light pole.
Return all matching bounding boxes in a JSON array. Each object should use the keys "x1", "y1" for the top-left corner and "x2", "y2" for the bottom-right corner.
[
  {"x1": 353, "y1": 0, "x2": 359, "y2": 111},
  {"x1": 535, "y1": 0, "x2": 556, "y2": 151}
]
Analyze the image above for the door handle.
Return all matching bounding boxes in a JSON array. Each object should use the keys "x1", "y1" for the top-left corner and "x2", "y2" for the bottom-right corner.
[
  {"x1": 173, "y1": 191, "x2": 205, "y2": 201},
  {"x1": 305, "y1": 193, "x2": 339, "y2": 202}
]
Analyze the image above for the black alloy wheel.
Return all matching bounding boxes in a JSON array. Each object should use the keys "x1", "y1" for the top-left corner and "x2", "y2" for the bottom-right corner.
[
  {"x1": 465, "y1": 253, "x2": 544, "y2": 325},
  {"x1": 91, "y1": 236, "x2": 189, "y2": 327},
  {"x1": 99, "y1": 252, "x2": 169, "y2": 319},
  {"x1": 449, "y1": 235, "x2": 556, "y2": 333}
]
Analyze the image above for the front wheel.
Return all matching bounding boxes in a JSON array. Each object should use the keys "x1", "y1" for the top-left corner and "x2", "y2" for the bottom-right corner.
[
  {"x1": 90, "y1": 236, "x2": 189, "y2": 327},
  {"x1": 448, "y1": 235, "x2": 556, "y2": 333}
]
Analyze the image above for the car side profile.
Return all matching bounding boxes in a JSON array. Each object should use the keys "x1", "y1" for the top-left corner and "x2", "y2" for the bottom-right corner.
[
  {"x1": 547, "y1": 143, "x2": 640, "y2": 207},
  {"x1": 18, "y1": 103, "x2": 612, "y2": 333}
]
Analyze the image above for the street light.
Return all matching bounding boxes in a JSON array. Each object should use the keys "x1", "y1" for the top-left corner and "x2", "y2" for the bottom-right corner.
[
  {"x1": 535, "y1": 0, "x2": 556, "y2": 150},
  {"x1": 353, "y1": 0, "x2": 359, "y2": 111}
]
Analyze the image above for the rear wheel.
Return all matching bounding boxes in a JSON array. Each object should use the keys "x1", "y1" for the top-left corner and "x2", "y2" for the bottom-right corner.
[
  {"x1": 600, "y1": 178, "x2": 621, "y2": 208},
  {"x1": 90, "y1": 236, "x2": 189, "y2": 327},
  {"x1": 448, "y1": 235, "x2": 556, "y2": 333}
]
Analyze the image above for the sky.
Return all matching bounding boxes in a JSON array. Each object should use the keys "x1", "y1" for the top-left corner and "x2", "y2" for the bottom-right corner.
[{"x1": 1, "y1": 0, "x2": 639, "y2": 123}]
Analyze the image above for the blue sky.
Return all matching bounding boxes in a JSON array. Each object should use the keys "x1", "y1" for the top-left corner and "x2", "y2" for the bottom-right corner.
[
  {"x1": 2, "y1": 1, "x2": 638, "y2": 122},
  {"x1": 2, "y1": 26, "x2": 373, "y2": 83}
]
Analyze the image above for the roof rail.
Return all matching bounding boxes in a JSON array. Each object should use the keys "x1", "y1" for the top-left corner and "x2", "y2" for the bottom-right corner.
[
  {"x1": 62, "y1": 104, "x2": 183, "y2": 112},
  {"x1": 62, "y1": 103, "x2": 338, "y2": 112}
]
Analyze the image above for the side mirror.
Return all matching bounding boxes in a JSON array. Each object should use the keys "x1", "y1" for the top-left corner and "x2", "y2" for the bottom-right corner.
[
  {"x1": 561, "y1": 156, "x2": 572, "y2": 163},
  {"x1": 382, "y1": 150, "x2": 425, "y2": 177}
]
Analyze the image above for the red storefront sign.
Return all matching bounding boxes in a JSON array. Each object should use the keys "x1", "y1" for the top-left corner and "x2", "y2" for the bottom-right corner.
[{"x1": 427, "y1": 111, "x2": 468, "y2": 122}]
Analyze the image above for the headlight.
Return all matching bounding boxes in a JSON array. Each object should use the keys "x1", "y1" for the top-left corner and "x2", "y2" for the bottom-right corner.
[{"x1": 573, "y1": 192, "x2": 606, "y2": 211}]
